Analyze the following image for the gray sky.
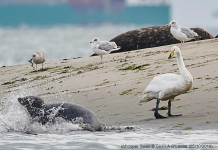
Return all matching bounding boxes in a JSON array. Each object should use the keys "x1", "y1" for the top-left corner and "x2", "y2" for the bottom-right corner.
[{"x1": 171, "y1": 0, "x2": 218, "y2": 28}]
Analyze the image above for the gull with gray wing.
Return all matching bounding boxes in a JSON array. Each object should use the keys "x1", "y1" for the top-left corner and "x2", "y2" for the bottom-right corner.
[
  {"x1": 28, "y1": 52, "x2": 46, "y2": 71},
  {"x1": 90, "y1": 37, "x2": 121, "y2": 63},
  {"x1": 167, "y1": 21, "x2": 199, "y2": 49}
]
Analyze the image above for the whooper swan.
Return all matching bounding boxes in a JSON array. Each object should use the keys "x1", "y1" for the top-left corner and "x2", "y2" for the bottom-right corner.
[{"x1": 138, "y1": 46, "x2": 193, "y2": 119}]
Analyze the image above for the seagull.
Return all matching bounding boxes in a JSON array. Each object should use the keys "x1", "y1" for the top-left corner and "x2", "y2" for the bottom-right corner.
[
  {"x1": 90, "y1": 37, "x2": 121, "y2": 63},
  {"x1": 28, "y1": 52, "x2": 46, "y2": 71},
  {"x1": 166, "y1": 21, "x2": 199, "y2": 49}
]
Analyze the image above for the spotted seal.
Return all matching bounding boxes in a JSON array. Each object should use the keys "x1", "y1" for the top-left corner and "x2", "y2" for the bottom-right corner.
[{"x1": 109, "y1": 26, "x2": 213, "y2": 53}]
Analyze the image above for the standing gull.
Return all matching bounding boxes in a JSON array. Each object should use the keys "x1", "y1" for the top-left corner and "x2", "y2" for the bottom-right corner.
[
  {"x1": 28, "y1": 52, "x2": 46, "y2": 71},
  {"x1": 167, "y1": 21, "x2": 199, "y2": 49},
  {"x1": 90, "y1": 37, "x2": 121, "y2": 63},
  {"x1": 138, "y1": 46, "x2": 193, "y2": 119}
]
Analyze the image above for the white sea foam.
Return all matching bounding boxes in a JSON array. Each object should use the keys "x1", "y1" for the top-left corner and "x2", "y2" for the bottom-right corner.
[
  {"x1": 0, "y1": 88, "x2": 32, "y2": 133},
  {"x1": 0, "y1": 87, "x2": 84, "y2": 134}
]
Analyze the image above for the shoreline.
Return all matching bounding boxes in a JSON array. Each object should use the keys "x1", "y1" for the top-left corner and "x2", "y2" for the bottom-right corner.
[{"x1": 1, "y1": 38, "x2": 218, "y2": 131}]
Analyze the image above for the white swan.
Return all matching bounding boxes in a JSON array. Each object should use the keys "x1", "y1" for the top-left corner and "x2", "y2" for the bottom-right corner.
[
  {"x1": 166, "y1": 21, "x2": 199, "y2": 49},
  {"x1": 138, "y1": 46, "x2": 193, "y2": 119},
  {"x1": 90, "y1": 37, "x2": 121, "y2": 63},
  {"x1": 29, "y1": 52, "x2": 46, "y2": 71}
]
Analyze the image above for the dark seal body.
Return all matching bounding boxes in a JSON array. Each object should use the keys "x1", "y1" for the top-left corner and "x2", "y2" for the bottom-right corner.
[
  {"x1": 18, "y1": 96, "x2": 102, "y2": 131},
  {"x1": 109, "y1": 26, "x2": 214, "y2": 53}
]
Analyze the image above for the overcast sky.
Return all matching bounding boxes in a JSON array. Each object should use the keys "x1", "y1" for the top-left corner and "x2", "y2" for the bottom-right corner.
[
  {"x1": 171, "y1": 0, "x2": 218, "y2": 28},
  {"x1": 127, "y1": 0, "x2": 218, "y2": 28}
]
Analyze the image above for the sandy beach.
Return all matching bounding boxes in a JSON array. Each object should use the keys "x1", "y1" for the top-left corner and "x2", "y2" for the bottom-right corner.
[{"x1": 0, "y1": 38, "x2": 218, "y2": 131}]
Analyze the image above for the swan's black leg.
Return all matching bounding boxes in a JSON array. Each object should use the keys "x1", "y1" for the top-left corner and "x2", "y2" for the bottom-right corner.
[
  {"x1": 154, "y1": 98, "x2": 167, "y2": 119},
  {"x1": 167, "y1": 100, "x2": 182, "y2": 117}
]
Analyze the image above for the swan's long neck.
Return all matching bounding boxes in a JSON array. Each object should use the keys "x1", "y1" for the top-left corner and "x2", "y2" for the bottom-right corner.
[{"x1": 176, "y1": 52, "x2": 193, "y2": 82}]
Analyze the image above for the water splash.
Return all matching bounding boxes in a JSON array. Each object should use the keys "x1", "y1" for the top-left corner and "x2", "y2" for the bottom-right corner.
[
  {"x1": 0, "y1": 87, "x2": 84, "y2": 134},
  {"x1": 0, "y1": 88, "x2": 32, "y2": 132}
]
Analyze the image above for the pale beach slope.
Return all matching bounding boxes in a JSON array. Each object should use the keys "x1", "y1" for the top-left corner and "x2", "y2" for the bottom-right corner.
[{"x1": 0, "y1": 38, "x2": 218, "y2": 130}]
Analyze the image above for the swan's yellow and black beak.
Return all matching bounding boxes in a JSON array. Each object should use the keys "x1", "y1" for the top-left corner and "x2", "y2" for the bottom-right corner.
[
  {"x1": 168, "y1": 51, "x2": 174, "y2": 59},
  {"x1": 166, "y1": 24, "x2": 169, "y2": 27}
]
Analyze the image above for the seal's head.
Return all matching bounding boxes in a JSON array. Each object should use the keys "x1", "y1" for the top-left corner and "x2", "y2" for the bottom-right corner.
[
  {"x1": 18, "y1": 96, "x2": 45, "y2": 109},
  {"x1": 18, "y1": 96, "x2": 46, "y2": 120},
  {"x1": 18, "y1": 96, "x2": 48, "y2": 124}
]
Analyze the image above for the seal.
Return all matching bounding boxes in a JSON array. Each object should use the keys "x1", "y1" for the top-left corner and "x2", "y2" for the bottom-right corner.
[
  {"x1": 18, "y1": 96, "x2": 102, "y2": 131},
  {"x1": 109, "y1": 26, "x2": 214, "y2": 53}
]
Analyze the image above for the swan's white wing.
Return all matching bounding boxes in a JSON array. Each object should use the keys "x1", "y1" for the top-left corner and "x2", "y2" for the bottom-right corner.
[{"x1": 145, "y1": 73, "x2": 181, "y2": 93}]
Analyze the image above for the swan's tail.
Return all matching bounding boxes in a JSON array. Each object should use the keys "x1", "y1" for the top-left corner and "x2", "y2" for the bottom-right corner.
[{"x1": 138, "y1": 93, "x2": 150, "y2": 106}]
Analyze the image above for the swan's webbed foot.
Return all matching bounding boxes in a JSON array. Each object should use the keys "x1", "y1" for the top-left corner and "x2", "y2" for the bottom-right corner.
[
  {"x1": 154, "y1": 112, "x2": 167, "y2": 119},
  {"x1": 168, "y1": 113, "x2": 182, "y2": 117}
]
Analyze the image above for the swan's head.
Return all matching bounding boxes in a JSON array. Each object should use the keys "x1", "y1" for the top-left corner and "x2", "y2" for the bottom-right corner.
[
  {"x1": 90, "y1": 37, "x2": 100, "y2": 44},
  {"x1": 166, "y1": 21, "x2": 178, "y2": 27},
  {"x1": 168, "y1": 46, "x2": 180, "y2": 59}
]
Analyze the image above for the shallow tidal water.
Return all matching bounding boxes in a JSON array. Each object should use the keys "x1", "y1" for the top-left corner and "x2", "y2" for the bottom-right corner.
[
  {"x1": 0, "y1": 24, "x2": 139, "y2": 67},
  {"x1": 1, "y1": 130, "x2": 218, "y2": 150},
  {"x1": 0, "y1": 24, "x2": 217, "y2": 67},
  {"x1": 0, "y1": 90, "x2": 218, "y2": 150}
]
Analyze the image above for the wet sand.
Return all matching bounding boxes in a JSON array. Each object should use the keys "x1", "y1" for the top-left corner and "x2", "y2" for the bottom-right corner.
[{"x1": 0, "y1": 38, "x2": 218, "y2": 131}]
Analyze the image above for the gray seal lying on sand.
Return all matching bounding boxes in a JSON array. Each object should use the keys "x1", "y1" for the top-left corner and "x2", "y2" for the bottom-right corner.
[
  {"x1": 18, "y1": 96, "x2": 102, "y2": 131},
  {"x1": 109, "y1": 26, "x2": 214, "y2": 53}
]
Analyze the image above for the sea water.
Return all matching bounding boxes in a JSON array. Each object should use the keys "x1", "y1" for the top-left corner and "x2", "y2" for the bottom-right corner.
[
  {"x1": 0, "y1": 88, "x2": 218, "y2": 150},
  {"x1": 0, "y1": 24, "x2": 140, "y2": 67},
  {"x1": 0, "y1": 131, "x2": 217, "y2": 150},
  {"x1": 0, "y1": 24, "x2": 217, "y2": 67}
]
